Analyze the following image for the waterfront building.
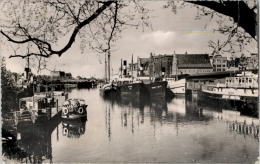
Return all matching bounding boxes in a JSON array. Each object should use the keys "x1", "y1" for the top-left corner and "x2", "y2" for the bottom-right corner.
[
  {"x1": 65, "y1": 73, "x2": 72, "y2": 79},
  {"x1": 137, "y1": 54, "x2": 173, "y2": 78},
  {"x1": 150, "y1": 54, "x2": 173, "y2": 78},
  {"x1": 51, "y1": 71, "x2": 73, "y2": 80},
  {"x1": 137, "y1": 57, "x2": 150, "y2": 77},
  {"x1": 211, "y1": 55, "x2": 228, "y2": 72},
  {"x1": 172, "y1": 53, "x2": 213, "y2": 75},
  {"x1": 246, "y1": 53, "x2": 258, "y2": 70},
  {"x1": 51, "y1": 71, "x2": 65, "y2": 79},
  {"x1": 128, "y1": 63, "x2": 138, "y2": 77}
]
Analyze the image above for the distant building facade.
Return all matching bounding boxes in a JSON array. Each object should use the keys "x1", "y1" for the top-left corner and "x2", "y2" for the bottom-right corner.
[
  {"x1": 172, "y1": 54, "x2": 213, "y2": 75},
  {"x1": 137, "y1": 53, "x2": 213, "y2": 77},
  {"x1": 51, "y1": 71, "x2": 72, "y2": 80},
  {"x1": 137, "y1": 57, "x2": 150, "y2": 76},
  {"x1": 65, "y1": 73, "x2": 72, "y2": 79},
  {"x1": 211, "y1": 55, "x2": 228, "y2": 72},
  {"x1": 150, "y1": 54, "x2": 173, "y2": 78},
  {"x1": 246, "y1": 53, "x2": 258, "y2": 70},
  {"x1": 137, "y1": 54, "x2": 173, "y2": 78}
]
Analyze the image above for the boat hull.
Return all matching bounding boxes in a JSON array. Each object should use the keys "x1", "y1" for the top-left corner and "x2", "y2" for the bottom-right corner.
[
  {"x1": 144, "y1": 81, "x2": 167, "y2": 100},
  {"x1": 99, "y1": 84, "x2": 118, "y2": 97},
  {"x1": 170, "y1": 87, "x2": 185, "y2": 95},
  {"x1": 61, "y1": 113, "x2": 87, "y2": 120},
  {"x1": 199, "y1": 87, "x2": 258, "y2": 102},
  {"x1": 119, "y1": 83, "x2": 142, "y2": 97},
  {"x1": 198, "y1": 90, "x2": 258, "y2": 116},
  {"x1": 167, "y1": 79, "x2": 186, "y2": 95}
]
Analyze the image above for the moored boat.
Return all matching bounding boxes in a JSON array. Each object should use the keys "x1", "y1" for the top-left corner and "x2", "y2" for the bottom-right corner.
[
  {"x1": 61, "y1": 99, "x2": 88, "y2": 119},
  {"x1": 143, "y1": 81, "x2": 167, "y2": 100},
  {"x1": 164, "y1": 78, "x2": 186, "y2": 95},
  {"x1": 199, "y1": 71, "x2": 258, "y2": 106},
  {"x1": 116, "y1": 77, "x2": 143, "y2": 97},
  {"x1": 99, "y1": 82, "x2": 118, "y2": 97}
]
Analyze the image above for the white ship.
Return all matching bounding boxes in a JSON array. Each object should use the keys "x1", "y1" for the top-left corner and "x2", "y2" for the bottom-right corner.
[
  {"x1": 200, "y1": 72, "x2": 258, "y2": 102},
  {"x1": 164, "y1": 78, "x2": 186, "y2": 95}
]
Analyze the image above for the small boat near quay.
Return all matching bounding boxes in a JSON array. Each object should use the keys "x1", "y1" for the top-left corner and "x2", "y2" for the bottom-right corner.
[
  {"x1": 61, "y1": 99, "x2": 88, "y2": 119},
  {"x1": 18, "y1": 95, "x2": 58, "y2": 123}
]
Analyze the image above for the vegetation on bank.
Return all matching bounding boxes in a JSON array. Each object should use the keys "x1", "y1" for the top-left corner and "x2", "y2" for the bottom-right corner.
[{"x1": 1, "y1": 58, "x2": 32, "y2": 118}]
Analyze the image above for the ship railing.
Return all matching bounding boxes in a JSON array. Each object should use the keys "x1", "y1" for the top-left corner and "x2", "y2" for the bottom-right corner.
[
  {"x1": 202, "y1": 85, "x2": 215, "y2": 91},
  {"x1": 226, "y1": 83, "x2": 258, "y2": 89}
]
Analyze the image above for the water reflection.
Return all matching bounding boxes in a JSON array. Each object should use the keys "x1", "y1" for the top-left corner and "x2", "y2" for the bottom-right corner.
[
  {"x1": 62, "y1": 119, "x2": 87, "y2": 139},
  {"x1": 2, "y1": 118, "x2": 61, "y2": 163},
  {"x1": 104, "y1": 92, "x2": 259, "y2": 141},
  {"x1": 2, "y1": 88, "x2": 259, "y2": 163}
]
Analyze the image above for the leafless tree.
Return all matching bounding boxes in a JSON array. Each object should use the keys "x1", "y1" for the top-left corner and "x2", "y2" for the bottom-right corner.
[
  {"x1": 1, "y1": 0, "x2": 257, "y2": 62},
  {"x1": 164, "y1": 0, "x2": 257, "y2": 56},
  {"x1": 0, "y1": 0, "x2": 150, "y2": 59}
]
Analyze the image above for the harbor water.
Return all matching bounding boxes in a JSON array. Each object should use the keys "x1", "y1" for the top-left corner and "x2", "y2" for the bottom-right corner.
[{"x1": 2, "y1": 88, "x2": 259, "y2": 163}]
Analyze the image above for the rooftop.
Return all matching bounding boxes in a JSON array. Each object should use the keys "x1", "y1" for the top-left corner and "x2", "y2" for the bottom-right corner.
[{"x1": 176, "y1": 54, "x2": 212, "y2": 69}]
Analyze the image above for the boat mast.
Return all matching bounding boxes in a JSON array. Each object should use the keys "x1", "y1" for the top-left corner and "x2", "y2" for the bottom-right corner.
[
  {"x1": 131, "y1": 54, "x2": 134, "y2": 81},
  {"x1": 149, "y1": 53, "x2": 152, "y2": 82},
  {"x1": 105, "y1": 53, "x2": 107, "y2": 83},
  {"x1": 120, "y1": 58, "x2": 122, "y2": 78},
  {"x1": 108, "y1": 50, "x2": 111, "y2": 82},
  {"x1": 25, "y1": 56, "x2": 30, "y2": 81},
  {"x1": 175, "y1": 54, "x2": 178, "y2": 81}
]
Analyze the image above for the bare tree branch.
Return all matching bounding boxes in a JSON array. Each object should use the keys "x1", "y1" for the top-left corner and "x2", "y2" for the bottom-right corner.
[
  {"x1": 1, "y1": 0, "x2": 115, "y2": 58},
  {"x1": 185, "y1": 0, "x2": 257, "y2": 38}
]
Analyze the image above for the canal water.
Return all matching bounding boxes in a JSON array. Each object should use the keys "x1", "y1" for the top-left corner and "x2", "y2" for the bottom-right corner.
[{"x1": 2, "y1": 88, "x2": 259, "y2": 163}]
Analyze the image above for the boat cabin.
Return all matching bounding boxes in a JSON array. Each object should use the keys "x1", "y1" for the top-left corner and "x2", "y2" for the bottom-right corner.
[
  {"x1": 116, "y1": 77, "x2": 142, "y2": 86},
  {"x1": 19, "y1": 96, "x2": 55, "y2": 113},
  {"x1": 224, "y1": 72, "x2": 258, "y2": 88}
]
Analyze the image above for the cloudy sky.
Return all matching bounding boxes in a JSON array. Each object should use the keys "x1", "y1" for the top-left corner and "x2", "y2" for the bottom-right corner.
[{"x1": 1, "y1": 1, "x2": 257, "y2": 78}]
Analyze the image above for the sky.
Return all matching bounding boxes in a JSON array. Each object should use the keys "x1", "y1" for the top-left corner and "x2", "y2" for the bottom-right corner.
[{"x1": 0, "y1": 1, "x2": 257, "y2": 78}]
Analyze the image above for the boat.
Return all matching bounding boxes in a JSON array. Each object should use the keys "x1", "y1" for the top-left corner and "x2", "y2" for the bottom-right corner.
[
  {"x1": 99, "y1": 82, "x2": 118, "y2": 96},
  {"x1": 15, "y1": 93, "x2": 63, "y2": 124},
  {"x1": 116, "y1": 77, "x2": 143, "y2": 97},
  {"x1": 199, "y1": 71, "x2": 258, "y2": 104},
  {"x1": 144, "y1": 80, "x2": 167, "y2": 100},
  {"x1": 164, "y1": 78, "x2": 186, "y2": 95},
  {"x1": 135, "y1": 76, "x2": 167, "y2": 100},
  {"x1": 61, "y1": 99, "x2": 88, "y2": 119},
  {"x1": 34, "y1": 91, "x2": 68, "y2": 106}
]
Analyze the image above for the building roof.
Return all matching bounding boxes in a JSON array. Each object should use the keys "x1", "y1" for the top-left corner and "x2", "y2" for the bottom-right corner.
[{"x1": 176, "y1": 54, "x2": 212, "y2": 69}]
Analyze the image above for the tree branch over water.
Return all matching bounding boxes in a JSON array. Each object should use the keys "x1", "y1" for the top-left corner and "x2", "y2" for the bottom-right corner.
[{"x1": 1, "y1": 0, "x2": 114, "y2": 58}]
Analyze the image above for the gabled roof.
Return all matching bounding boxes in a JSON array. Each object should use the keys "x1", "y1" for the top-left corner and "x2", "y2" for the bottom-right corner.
[{"x1": 176, "y1": 54, "x2": 212, "y2": 69}]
